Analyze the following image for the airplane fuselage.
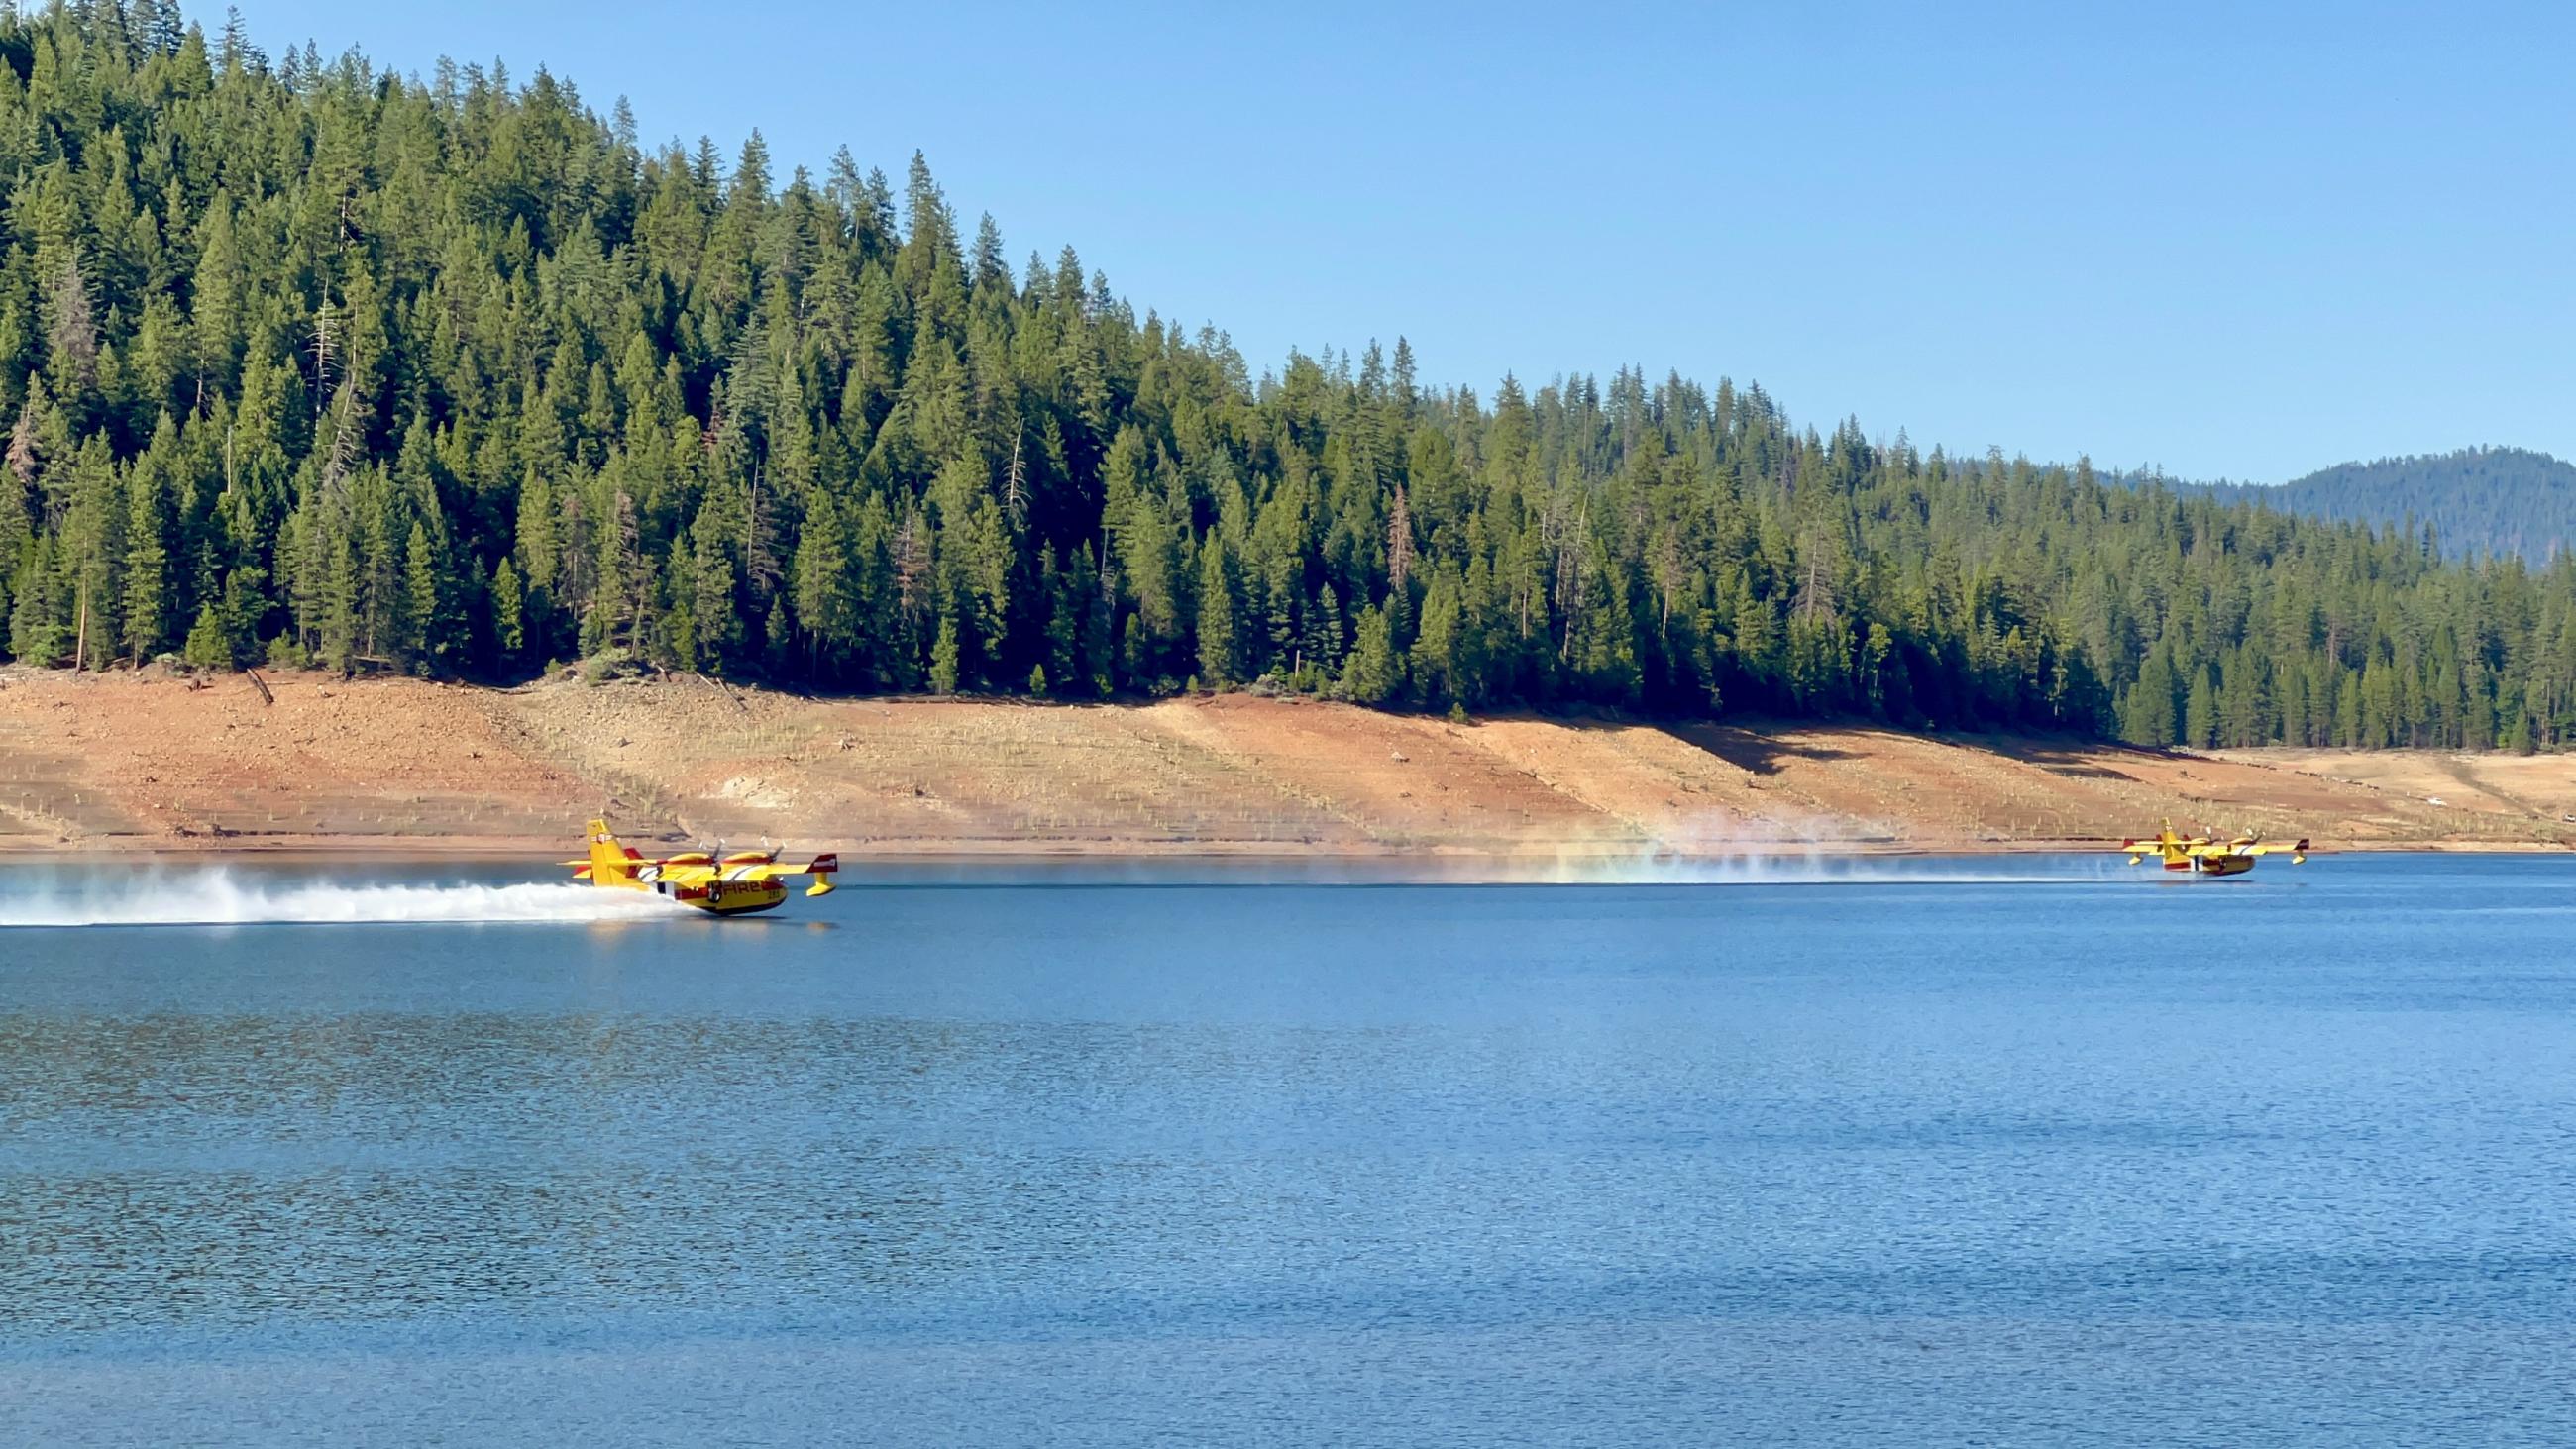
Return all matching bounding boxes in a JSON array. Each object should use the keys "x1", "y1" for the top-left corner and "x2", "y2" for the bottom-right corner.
[
  {"x1": 2123, "y1": 825, "x2": 2304, "y2": 877},
  {"x1": 2145, "y1": 849, "x2": 2256, "y2": 876},
  {"x1": 570, "y1": 820, "x2": 837, "y2": 916},
  {"x1": 631, "y1": 872, "x2": 791, "y2": 914}
]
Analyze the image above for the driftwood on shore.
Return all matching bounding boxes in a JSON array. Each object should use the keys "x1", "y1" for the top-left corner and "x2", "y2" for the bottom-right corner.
[{"x1": 698, "y1": 673, "x2": 748, "y2": 716}]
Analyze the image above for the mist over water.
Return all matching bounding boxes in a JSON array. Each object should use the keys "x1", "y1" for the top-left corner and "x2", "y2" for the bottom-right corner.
[
  {"x1": 1534, "y1": 847, "x2": 2130, "y2": 886},
  {"x1": 0, "y1": 867, "x2": 686, "y2": 928}
]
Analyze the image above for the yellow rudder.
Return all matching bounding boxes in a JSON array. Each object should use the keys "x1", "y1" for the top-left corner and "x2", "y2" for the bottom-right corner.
[
  {"x1": 805, "y1": 852, "x2": 839, "y2": 897},
  {"x1": 586, "y1": 818, "x2": 638, "y2": 887}
]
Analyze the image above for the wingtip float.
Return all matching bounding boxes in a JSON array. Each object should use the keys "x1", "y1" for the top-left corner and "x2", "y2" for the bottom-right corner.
[
  {"x1": 567, "y1": 818, "x2": 841, "y2": 916},
  {"x1": 2118, "y1": 820, "x2": 2310, "y2": 877}
]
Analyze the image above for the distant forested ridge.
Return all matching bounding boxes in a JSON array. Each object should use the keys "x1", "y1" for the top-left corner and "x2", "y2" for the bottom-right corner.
[
  {"x1": 9, "y1": 5, "x2": 2576, "y2": 752},
  {"x1": 2199, "y1": 448, "x2": 2576, "y2": 566}
]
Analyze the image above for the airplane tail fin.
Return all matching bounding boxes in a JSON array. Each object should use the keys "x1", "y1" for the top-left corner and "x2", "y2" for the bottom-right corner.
[
  {"x1": 804, "y1": 852, "x2": 839, "y2": 897},
  {"x1": 585, "y1": 818, "x2": 639, "y2": 886},
  {"x1": 2121, "y1": 822, "x2": 2190, "y2": 866},
  {"x1": 2155, "y1": 821, "x2": 2190, "y2": 865}
]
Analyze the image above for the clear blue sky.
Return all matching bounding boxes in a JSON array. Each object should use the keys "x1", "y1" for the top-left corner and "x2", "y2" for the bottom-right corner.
[{"x1": 239, "y1": 0, "x2": 2573, "y2": 482}]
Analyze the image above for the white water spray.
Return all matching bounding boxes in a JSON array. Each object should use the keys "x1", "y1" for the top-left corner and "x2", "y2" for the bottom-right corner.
[
  {"x1": 1519, "y1": 808, "x2": 2128, "y2": 886},
  {"x1": 0, "y1": 868, "x2": 691, "y2": 928},
  {"x1": 1529, "y1": 850, "x2": 2122, "y2": 886},
  {"x1": 1518, "y1": 816, "x2": 2132, "y2": 885}
]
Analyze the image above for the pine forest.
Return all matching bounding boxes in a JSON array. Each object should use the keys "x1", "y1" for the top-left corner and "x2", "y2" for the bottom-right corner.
[{"x1": 7, "y1": 3, "x2": 2576, "y2": 754}]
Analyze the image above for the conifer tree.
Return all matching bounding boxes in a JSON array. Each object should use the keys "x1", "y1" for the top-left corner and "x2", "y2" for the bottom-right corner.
[
  {"x1": 122, "y1": 463, "x2": 167, "y2": 663},
  {"x1": 2185, "y1": 666, "x2": 2219, "y2": 749},
  {"x1": 1342, "y1": 603, "x2": 1400, "y2": 704},
  {"x1": 1196, "y1": 535, "x2": 1235, "y2": 687},
  {"x1": 931, "y1": 611, "x2": 960, "y2": 693},
  {"x1": 182, "y1": 602, "x2": 229, "y2": 669},
  {"x1": 493, "y1": 557, "x2": 525, "y2": 663},
  {"x1": 404, "y1": 522, "x2": 443, "y2": 673},
  {"x1": 9, "y1": 536, "x2": 62, "y2": 664}
]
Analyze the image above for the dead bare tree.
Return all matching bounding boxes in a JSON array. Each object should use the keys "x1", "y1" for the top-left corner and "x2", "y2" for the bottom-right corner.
[
  {"x1": 308, "y1": 298, "x2": 337, "y2": 421},
  {"x1": 1004, "y1": 423, "x2": 1027, "y2": 529},
  {"x1": 1387, "y1": 483, "x2": 1415, "y2": 592}
]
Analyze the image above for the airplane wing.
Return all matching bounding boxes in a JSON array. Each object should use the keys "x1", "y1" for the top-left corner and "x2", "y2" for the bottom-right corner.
[
  {"x1": 739, "y1": 853, "x2": 839, "y2": 880},
  {"x1": 563, "y1": 856, "x2": 715, "y2": 883},
  {"x1": 739, "y1": 853, "x2": 841, "y2": 894},
  {"x1": 2233, "y1": 839, "x2": 2311, "y2": 858}
]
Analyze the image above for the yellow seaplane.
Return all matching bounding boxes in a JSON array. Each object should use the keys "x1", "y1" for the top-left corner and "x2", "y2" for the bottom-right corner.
[
  {"x1": 2120, "y1": 822, "x2": 2309, "y2": 877},
  {"x1": 567, "y1": 818, "x2": 840, "y2": 916}
]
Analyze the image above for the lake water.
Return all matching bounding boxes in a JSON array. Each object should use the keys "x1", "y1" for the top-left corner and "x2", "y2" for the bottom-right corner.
[{"x1": 4, "y1": 853, "x2": 2575, "y2": 1445}]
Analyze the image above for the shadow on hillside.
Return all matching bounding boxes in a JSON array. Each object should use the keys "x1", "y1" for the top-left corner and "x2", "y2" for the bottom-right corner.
[
  {"x1": 1488, "y1": 708, "x2": 1863, "y2": 776},
  {"x1": 1499, "y1": 707, "x2": 2194, "y2": 782},
  {"x1": 1654, "y1": 721, "x2": 1862, "y2": 776},
  {"x1": 1976, "y1": 734, "x2": 2177, "y2": 779}
]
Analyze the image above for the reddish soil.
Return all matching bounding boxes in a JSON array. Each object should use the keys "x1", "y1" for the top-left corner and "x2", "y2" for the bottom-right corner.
[{"x1": 2, "y1": 666, "x2": 2566, "y2": 857}]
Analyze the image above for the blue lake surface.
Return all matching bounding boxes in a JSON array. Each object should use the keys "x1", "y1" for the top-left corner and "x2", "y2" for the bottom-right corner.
[{"x1": 3, "y1": 853, "x2": 2575, "y2": 1445}]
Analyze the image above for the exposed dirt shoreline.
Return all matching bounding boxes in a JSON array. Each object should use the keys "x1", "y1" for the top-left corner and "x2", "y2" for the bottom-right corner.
[{"x1": 5, "y1": 667, "x2": 2572, "y2": 860}]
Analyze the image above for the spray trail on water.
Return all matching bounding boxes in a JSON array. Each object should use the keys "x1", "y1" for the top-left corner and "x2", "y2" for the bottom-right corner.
[
  {"x1": 1529, "y1": 813, "x2": 2126, "y2": 885},
  {"x1": 1533, "y1": 851, "x2": 2124, "y2": 886},
  {"x1": 0, "y1": 869, "x2": 689, "y2": 928}
]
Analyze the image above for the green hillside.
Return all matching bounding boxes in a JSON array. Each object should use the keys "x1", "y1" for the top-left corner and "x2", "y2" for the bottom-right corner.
[
  {"x1": 4, "y1": 4, "x2": 2576, "y2": 751},
  {"x1": 2209, "y1": 448, "x2": 2576, "y2": 564}
]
